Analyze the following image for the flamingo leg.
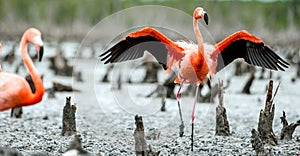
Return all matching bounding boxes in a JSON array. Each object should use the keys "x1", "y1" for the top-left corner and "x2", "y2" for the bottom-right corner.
[
  {"x1": 176, "y1": 79, "x2": 185, "y2": 137},
  {"x1": 191, "y1": 84, "x2": 200, "y2": 151}
]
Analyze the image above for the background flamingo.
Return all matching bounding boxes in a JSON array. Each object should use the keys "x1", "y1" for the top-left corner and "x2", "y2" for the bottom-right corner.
[
  {"x1": 0, "y1": 28, "x2": 45, "y2": 111},
  {"x1": 100, "y1": 7, "x2": 289, "y2": 151}
]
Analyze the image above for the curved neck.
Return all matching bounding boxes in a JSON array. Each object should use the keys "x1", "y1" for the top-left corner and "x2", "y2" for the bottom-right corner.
[
  {"x1": 193, "y1": 17, "x2": 204, "y2": 55},
  {"x1": 20, "y1": 35, "x2": 44, "y2": 101}
]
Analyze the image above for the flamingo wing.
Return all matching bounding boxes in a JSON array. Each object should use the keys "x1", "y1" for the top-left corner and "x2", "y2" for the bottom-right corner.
[
  {"x1": 100, "y1": 27, "x2": 185, "y2": 70},
  {"x1": 213, "y1": 30, "x2": 289, "y2": 72}
]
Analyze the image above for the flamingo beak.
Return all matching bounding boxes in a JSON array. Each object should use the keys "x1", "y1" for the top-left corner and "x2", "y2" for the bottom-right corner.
[
  {"x1": 204, "y1": 13, "x2": 208, "y2": 25},
  {"x1": 38, "y1": 46, "x2": 44, "y2": 62},
  {"x1": 33, "y1": 36, "x2": 44, "y2": 62}
]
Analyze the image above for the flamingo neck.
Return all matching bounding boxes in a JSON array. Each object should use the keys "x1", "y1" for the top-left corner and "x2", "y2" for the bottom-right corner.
[
  {"x1": 20, "y1": 36, "x2": 44, "y2": 102},
  {"x1": 193, "y1": 18, "x2": 204, "y2": 55}
]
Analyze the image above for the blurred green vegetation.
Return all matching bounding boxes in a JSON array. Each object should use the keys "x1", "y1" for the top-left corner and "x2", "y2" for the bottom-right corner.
[
  {"x1": 0, "y1": 0, "x2": 298, "y2": 27},
  {"x1": 0, "y1": 0, "x2": 299, "y2": 42}
]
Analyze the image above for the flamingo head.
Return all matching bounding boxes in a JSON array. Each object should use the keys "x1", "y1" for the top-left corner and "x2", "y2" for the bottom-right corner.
[
  {"x1": 194, "y1": 7, "x2": 208, "y2": 25},
  {"x1": 26, "y1": 28, "x2": 44, "y2": 62}
]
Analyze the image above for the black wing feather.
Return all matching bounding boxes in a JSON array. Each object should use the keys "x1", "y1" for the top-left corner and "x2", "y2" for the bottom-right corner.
[
  {"x1": 254, "y1": 48, "x2": 270, "y2": 68},
  {"x1": 216, "y1": 39, "x2": 289, "y2": 72},
  {"x1": 259, "y1": 48, "x2": 280, "y2": 70},
  {"x1": 261, "y1": 47, "x2": 282, "y2": 69},
  {"x1": 100, "y1": 36, "x2": 169, "y2": 69}
]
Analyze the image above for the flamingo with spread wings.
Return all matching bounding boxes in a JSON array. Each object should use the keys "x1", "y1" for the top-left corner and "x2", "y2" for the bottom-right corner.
[
  {"x1": 0, "y1": 28, "x2": 45, "y2": 111},
  {"x1": 100, "y1": 7, "x2": 289, "y2": 150}
]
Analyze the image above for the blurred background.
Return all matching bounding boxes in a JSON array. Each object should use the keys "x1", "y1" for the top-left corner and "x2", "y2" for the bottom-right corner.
[{"x1": 0, "y1": 0, "x2": 299, "y2": 47}]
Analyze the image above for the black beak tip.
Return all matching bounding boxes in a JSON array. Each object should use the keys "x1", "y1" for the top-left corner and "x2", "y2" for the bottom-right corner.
[
  {"x1": 38, "y1": 46, "x2": 44, "y2": 62},
  {"x1": 204, "y1": 13, "x2": 209, "y2": 25}
]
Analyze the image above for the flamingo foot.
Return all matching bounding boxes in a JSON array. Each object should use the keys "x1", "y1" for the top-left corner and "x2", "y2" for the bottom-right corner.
[{"x1": 191, "y1": 122, "x2": 194, "y2": 151}]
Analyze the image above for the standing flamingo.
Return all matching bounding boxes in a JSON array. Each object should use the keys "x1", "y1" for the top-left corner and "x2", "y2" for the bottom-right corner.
[
  {"x1": 0, "y1": 28, "x2": 45, "y2": 111},
  {"x1": 100, "y1": 7, "x2": 289, "y2": 150}
]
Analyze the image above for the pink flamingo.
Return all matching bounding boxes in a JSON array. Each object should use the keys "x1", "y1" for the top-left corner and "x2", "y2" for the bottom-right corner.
[
  {"x1": 100, "y1": 7, "x2": 289, "y2": 150},
  {"x1": 0, "y1": 28, "x2": 45, "y2": 111}
]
